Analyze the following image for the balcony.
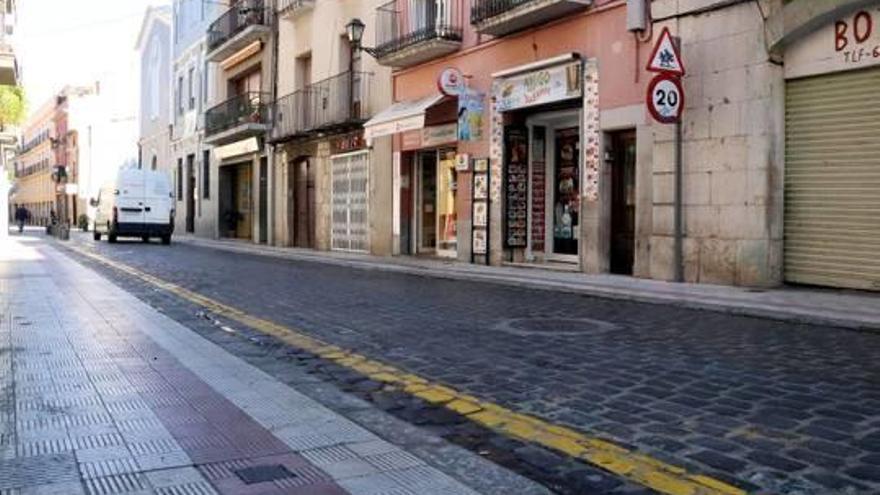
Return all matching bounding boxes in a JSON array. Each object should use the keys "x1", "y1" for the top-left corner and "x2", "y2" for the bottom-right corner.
[
  {"x1": 272, "y1": 71, "x2": 373, "y2": 142},
  {"x1": 206, "y1": 0, "x2": 271, "y2": 63},
  {"x1": 0, "y1": 43, "x2": 18, "y2": 86},
  {"x1": 471, "y1": 0, "x2": 591, "y2": 37},
  {"x1": 373, "y1": 0, "x2": 463, "y2": 68},
  {"x1": 204, "y1": 92, "x2": 271, "y2": 145},
  {"x1": 277, "y1": 0, "x2": 314, "y2": 20}
]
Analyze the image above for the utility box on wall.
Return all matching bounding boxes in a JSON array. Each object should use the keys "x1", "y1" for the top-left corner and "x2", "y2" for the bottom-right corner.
[{"x1": 626, "y1": 0, "x2": 647, "y2": 32}]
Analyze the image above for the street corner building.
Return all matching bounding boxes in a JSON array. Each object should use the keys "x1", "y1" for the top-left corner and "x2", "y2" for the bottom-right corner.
[{"x1": 164, "y1": 0, "x2": 880, "y2": 292}]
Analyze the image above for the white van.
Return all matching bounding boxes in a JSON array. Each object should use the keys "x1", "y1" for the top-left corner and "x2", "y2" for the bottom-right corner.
[{"x1": 91, "y1": 169, "x2": 175, "y2": 244}]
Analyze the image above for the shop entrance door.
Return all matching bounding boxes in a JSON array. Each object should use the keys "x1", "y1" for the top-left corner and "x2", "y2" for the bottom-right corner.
[
  {"x1": 186, "y1": 154, "x2": 196, "y2": 233},
  {"x1": 526, "y1": 111, "x2": 580, "y2": 263},
  {"x1": 259, "y1": 157, "x2": 268, "y2": 244},
  {"x1": 415, "y1": 151, "x2": 437, "y2": 254},
  {"x1": 218, "y1": 162, "x2": 253, "y2": 240},
  {"x1": 550, "y1": 126, "x2": 580, "y2": 257},
  {"x1": 414, "y1": 149, "x2": 457, "y2": 257},
  {"x1": 330, "y1": 151, "x2": 370, "y2": 253},
  {"x1": 291, "y1": 158, "x2": 314, "y2": 249},
  {"x1": 610, "y1": 130, "x2": 636, "y2": 275}
]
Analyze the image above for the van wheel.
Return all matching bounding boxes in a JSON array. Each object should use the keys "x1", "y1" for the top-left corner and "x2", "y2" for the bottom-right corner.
[
  {"x1": 93, "y1": 231, "x2": 101, "y2": 241},
  {"x1": 161, "y1": 235, "x2": 171, "y2": 245},
  {"x1": 108, "y1": 233, "x2": 117, "y2": 243}
]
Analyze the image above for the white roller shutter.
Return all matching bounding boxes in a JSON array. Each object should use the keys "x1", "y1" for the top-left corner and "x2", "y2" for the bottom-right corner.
[
  {"x1": 331, "y1": 151, "x2": 370, "y2": 253},
  {"x1": 784, "y1": 67, "x2": 880, "y2": 290}
]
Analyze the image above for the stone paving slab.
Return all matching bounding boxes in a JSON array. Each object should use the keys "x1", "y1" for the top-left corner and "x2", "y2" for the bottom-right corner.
[{"x1": 0, "y1": 238, "x2": 541, "y2": 494}]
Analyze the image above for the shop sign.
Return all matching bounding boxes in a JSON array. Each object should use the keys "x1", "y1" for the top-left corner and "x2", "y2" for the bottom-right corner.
[
  {"x1": 786, "y1": 7, "x2": 880, "y2": 79},
  {"x1": 215, "y1": 137, "x2": 259, "y2": 160},
  {"x1": 401, "y1": 129, "x2": 422, "y2": 151},
  {"x1": 457, "y1": 89, "x2": 485, "y2": 142},
  {"x1": 332, "y1": 132, "x2": 366, "y2": 154},
  {"x1": 496, "y1": 62, "x2": 582, "y2": 112},
  {"x1": 438, "y1": 68, "x2": 465, "y2": 96},
  {"x1": 422, "y1": 123, "x2": 458, "y2": 147}
]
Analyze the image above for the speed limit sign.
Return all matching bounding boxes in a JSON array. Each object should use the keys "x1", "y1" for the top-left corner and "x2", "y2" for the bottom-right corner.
[{"x1": 647, "y1": 73, "x2": 684, "y2": 124}]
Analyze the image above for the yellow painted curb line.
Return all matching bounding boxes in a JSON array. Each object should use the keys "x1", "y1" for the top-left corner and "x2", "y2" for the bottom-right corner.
[{"x1": 65, "y1": 245, "x2": 746, "y2": 495}]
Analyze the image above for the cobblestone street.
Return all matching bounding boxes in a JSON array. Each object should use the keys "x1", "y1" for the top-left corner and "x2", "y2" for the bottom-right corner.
[{"x1": 26, "y1": 232, "x2": 874, "y2": 495}]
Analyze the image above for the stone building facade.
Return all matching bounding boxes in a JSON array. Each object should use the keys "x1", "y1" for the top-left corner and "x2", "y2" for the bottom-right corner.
[{"x1": 649, "y1": 0, "x2": 880, "y2": 290}]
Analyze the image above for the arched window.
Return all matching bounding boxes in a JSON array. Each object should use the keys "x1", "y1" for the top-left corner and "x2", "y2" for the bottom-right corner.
[{"x1": 151, "y1": 155, "x2": 158, "y2": 171}]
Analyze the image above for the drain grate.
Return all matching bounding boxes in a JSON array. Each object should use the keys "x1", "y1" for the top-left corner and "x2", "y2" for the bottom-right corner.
[{"x1": 234, "y1": 464, "x2": 296, "y2": 485}]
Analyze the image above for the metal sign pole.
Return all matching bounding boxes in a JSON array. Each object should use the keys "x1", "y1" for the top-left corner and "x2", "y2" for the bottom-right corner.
[
  {"x1": 672, "y1": 36, "x2": 684, "y2": 283},
  {"x1": 674, "y1": 118, "x2": 683, "y2": 283}
]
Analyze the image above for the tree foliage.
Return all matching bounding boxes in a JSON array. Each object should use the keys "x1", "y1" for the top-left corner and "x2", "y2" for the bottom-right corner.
[{"x1": 0, "y1": 86, "x2": 26, "y2": 130}]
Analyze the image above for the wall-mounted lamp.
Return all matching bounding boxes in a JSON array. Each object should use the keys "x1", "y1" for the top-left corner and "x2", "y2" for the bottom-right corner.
[{"x1": 346, "y1": 18, "x2": 377, "y2": 57}]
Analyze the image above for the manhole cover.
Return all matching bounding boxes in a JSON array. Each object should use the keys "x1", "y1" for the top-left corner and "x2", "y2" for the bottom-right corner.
[
  {"x1": 493, "y1": 317, "x2": 620, "y2": 337},
  {"x1": 234, "y1": 464, "x2": 296, "y2": 485}
]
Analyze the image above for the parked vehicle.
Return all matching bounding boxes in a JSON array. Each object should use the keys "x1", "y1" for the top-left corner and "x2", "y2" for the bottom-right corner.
[{"x1": 91, "y1": 169, "x2": 175, "y2": 244}]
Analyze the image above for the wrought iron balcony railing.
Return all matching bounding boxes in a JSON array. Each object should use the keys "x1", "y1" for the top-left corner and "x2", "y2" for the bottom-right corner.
[
  {"x1": 471, "y1": 0, "x2": 588, "y2": 35},
  {"x1": 207, "y1": 0, "x2": 269, "y2": 53},
  {"x1": 273, "y1": 71, "x2": 373, "y2": 140},
  {"x1": 471, "y1": 0, "x2": 535, "y2": 23},
  {"x1": 205, "y1": 91, "x2": 271, "y2": 137},
  {"x1": 373, "y1": 0, "x2": 463, "y2": 60}
]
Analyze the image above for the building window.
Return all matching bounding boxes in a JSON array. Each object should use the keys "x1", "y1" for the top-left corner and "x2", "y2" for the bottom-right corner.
[
  {"x1": 202, "y1": 150, "x2": 210, "y2": 199},
  {"x1": 203, "y1": 62, "x2": 209, "y2": 105},
  {"x1": 149, "y1": 37, "x2": 161, "y2": 119},
  {"x1": 188, "y1": 67, "x2": 195, "y2": 110},
  {"x1": 151, "y1": 155, "x2": 158, "y2": 171},
  {"x1": 177, "y1": 158, "x2": 183, "y2": 200},
  {"x1": 177, "y1": 76, "x2": 184, "y2": 115}
]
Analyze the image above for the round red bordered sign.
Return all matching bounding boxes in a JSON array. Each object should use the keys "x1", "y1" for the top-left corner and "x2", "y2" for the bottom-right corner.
[
  {"x1": 437, "y1": 68, "x2": 465, "y2": 96},
  {"x1": 646, "y1": 73, "x2": 684, "y2": 124}
]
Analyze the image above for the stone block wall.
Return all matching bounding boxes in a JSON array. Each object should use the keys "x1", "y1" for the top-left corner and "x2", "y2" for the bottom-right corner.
[{"x1": 649, "y1": 0, "x2": 785, "y2": 287}]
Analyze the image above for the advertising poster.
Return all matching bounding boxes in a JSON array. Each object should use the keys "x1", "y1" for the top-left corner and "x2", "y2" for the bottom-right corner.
[
  {"x1": 474, "y1": 202, "x2": 488, "y2": 227},
  {"x1": 458, "y1": 90, "x2": 485, "y2": 142},
  {"x1": 474, "y1": 174, "x2": 488, "y2": 200},
  {"x1": 472, "y1": 229, "x2": 487, "y2": 255}
]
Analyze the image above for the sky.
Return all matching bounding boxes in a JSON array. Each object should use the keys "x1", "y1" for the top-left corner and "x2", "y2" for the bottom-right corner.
[{"x1": 16, "y1": 0, "x2": 170, "y2": 119}]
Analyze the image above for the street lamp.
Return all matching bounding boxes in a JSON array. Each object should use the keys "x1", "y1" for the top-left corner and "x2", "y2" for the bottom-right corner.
[
  {"x1": 345, "y1": 19, "x2": 377, "y2": 121},
  {"x1": 346, "y1": 18, "x2": 365, "y2": 51},
  {"x1": 346, "y1": 18, "x2": 377, "y2": 57}
]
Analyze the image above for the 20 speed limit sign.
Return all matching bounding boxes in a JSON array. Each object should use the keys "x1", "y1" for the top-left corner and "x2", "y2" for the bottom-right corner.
[{"x1": 647, "y1": 73, "x2": 684, "y2": 124}]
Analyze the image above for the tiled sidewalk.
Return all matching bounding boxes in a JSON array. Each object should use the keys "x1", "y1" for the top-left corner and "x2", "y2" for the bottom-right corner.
[{"x1": 0, "y1": 239, "x2": 489, "y2": 494}]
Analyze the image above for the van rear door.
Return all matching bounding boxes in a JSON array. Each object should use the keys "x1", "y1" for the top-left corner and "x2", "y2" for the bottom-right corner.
[
  {"x1": 116, "y1": 170, "x2": 147, "y2": 226},
  {"x1": 143, "y1": 172, "x2": 173, "y2": 226}
]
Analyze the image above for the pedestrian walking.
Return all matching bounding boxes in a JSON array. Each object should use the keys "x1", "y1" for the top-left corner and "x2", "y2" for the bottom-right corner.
[{"x1": 14, "y1": 205, "x2": 29, "y2": 233}]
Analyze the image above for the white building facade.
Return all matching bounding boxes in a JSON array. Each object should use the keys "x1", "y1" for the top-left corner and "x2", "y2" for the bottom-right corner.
[
  {"x1": 135, "y1": 7, "x2": 172, "y2": 178},
  {"x1": 170, "y1": 0, "x2": 224, "y2": 237}
]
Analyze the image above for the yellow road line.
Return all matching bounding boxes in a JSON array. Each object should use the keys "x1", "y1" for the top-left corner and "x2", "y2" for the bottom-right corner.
[{"x1": 65, "y1": 244, "x2": 746, "y2": 495}]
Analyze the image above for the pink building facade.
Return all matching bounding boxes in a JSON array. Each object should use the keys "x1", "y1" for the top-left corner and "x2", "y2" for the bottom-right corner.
[{"x1": 367, "y1": 0, "x2": 655, "y2": 277}]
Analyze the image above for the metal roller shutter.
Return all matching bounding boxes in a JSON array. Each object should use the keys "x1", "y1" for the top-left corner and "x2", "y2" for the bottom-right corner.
[
  {"x1": 331, "y1": 151, "x2": 370, "y2": 253},
  {"x1": 784, "y1": 67, "x2": 880, "y2": 290}
]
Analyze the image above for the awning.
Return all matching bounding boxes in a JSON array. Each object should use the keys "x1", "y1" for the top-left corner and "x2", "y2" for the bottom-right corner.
[{"x1": 363, "y1": 94, "x2": 447, "y2": 143}]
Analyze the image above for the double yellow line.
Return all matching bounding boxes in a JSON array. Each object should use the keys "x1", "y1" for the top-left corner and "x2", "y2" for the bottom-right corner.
[{"x1": 64, "y1": 244, "x2": 746, "y2": 495}]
